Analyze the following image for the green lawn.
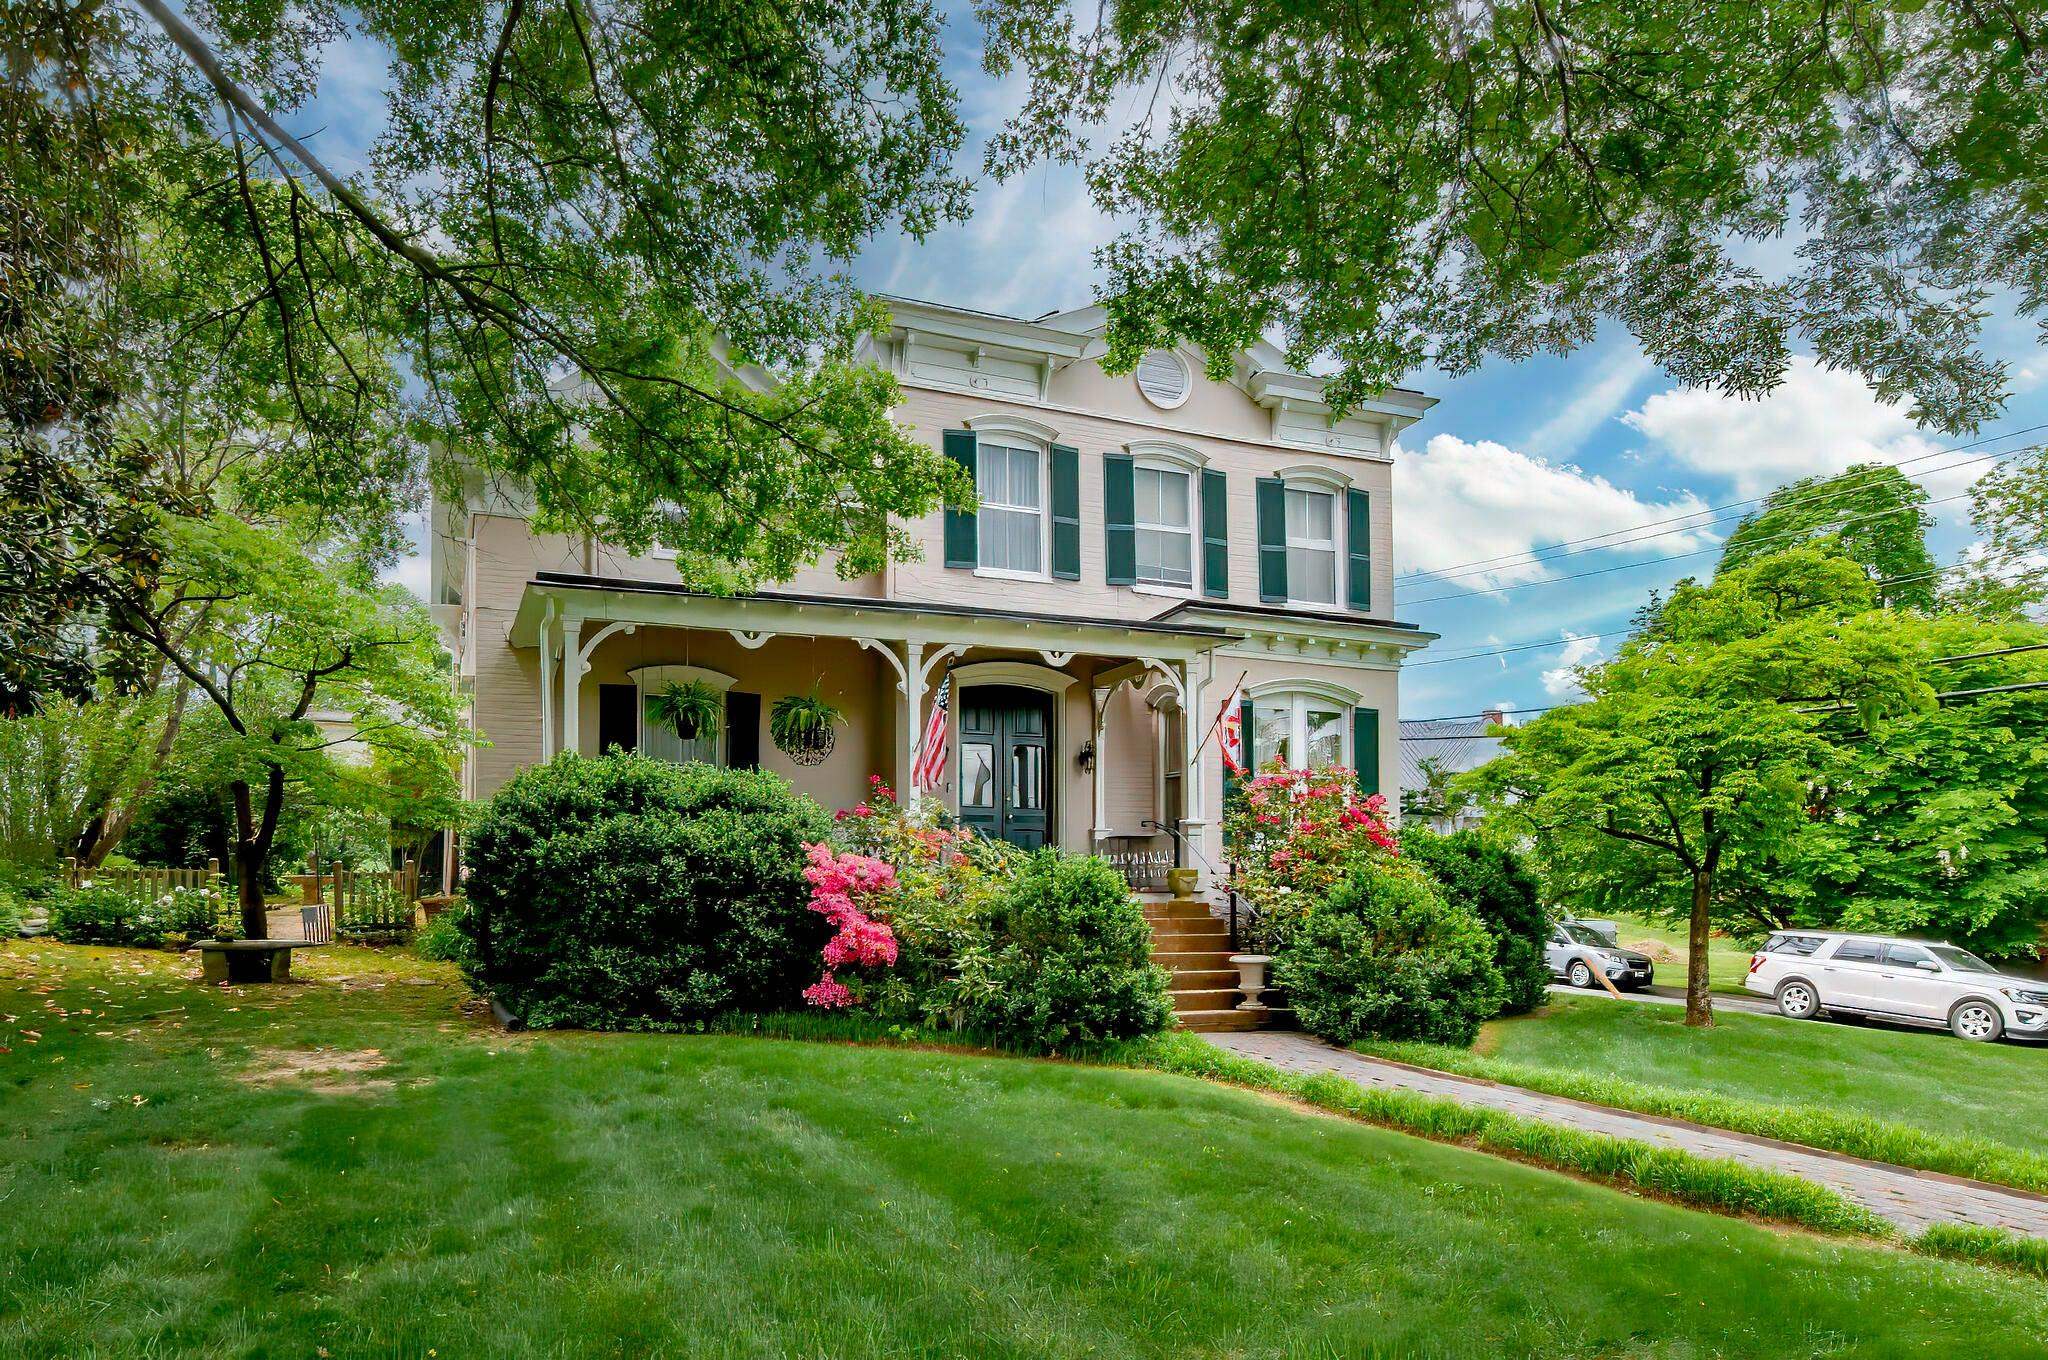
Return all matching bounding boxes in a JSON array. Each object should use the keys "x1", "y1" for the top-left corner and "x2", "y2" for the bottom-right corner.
[
  {"x1": 6, "y1": 942, "x2": 2048, "y2": 1358},
  {"x1": 1471, "y1": 997, "x2": 2048, "y2": 1154}
]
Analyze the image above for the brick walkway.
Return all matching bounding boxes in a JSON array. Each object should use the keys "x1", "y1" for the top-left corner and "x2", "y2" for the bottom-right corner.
[{"x1": 1206, "y1": 1031, "x2": 2048, "y2": 1237}]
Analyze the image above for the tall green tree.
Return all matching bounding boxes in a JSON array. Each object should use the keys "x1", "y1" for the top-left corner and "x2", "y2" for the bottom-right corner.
[
  {"x1": 1477, "y1": 550, "x2": 1927, "y2": 1024},
  {"x1": 5, "y1": 0, "x2": 975, "y2": 709},
  {"x1": 111, "y1": 514, "x2": 465, "y2": 937},
  {"x1": 986, "y1": 1, "x2": 2043, "y2": 429},
  {"x1": 1950, "y1": 447, "x2": 2048, "y2": 619},
  {"x1": 1718, "y1": 465, "x2": 1938, "y2": 609},
  {"x1": 1716, "y1": 615, "x2": 2048, "y2": 958}
]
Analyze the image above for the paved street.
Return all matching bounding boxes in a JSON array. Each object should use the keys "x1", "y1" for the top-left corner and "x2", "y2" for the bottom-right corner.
[{"x1": 1206, "y1": 1030, "x2": 2048, "y2": 1237}]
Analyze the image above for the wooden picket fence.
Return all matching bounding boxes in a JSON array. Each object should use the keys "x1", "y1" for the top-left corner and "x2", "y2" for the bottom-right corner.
[
  {"x1": 300, "y1": 858, "x2": 420, "y2": 943},
  {"x1": 62, "y1": 858, "x2": 226, "y2": 899}
]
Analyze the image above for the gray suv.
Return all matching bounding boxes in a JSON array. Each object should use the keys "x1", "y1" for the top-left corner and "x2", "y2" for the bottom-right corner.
[{"x1": 1546, "y1": 920, "x2": 1656, "y2": 991}]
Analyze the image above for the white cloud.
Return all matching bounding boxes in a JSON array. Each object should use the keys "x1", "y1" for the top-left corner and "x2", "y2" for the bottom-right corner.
[
  {"x1": 1540, "y1": 632, "x2": 1604, "y2": 699},
  {"x1": 1623, "y1": 357, "x2": 1944, "y2": 499},
  {"x1": 1394, "y1": 434, "x2": 1716, "y2": 587},
  {"x1": 1524, "y1": 348, "x2": 1654, "y2": 459}
]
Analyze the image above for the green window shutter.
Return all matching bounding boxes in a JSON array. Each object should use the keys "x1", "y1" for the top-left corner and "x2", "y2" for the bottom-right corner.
[
  {"x1": 1353, "y1": 706, "x2": 1381, "y2": 797},
  {"x1": 1104, "y1": 453, "x2": 1136, "y2": 586},
  {"x1": 1201, "y1": 468, "x2": 1228, "y2": 599},
  {"x1": 1346, "y1": 487, "x2": 1372, "y2": 612},
  {"x1": 1050, "y1": 443, "x2": 1081, "y2": 580},
  {"x1": 942, "y1": 429, "x2": 978, "y2": 569},
  {"x1": 1255, "y1": 477, "x2": 1287, "y2": 602},
  {"x1": 1224, "y1": 696, "x2": 1254, "y2": 848}
]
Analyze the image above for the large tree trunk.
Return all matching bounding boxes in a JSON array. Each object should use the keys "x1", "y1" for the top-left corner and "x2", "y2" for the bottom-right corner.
[
  {"x1": 229, "y1": 765, "x2": 288, "y2": 941},
  {"x1": 1685, "y1": 870, "x2": 1716, "y2": 1028}
]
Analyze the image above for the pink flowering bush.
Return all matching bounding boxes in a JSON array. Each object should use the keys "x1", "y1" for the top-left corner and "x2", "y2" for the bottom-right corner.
[
  {"x1": 803, "y1": 776, "x2": 1168, "y2": 1048},
  {"x1": 1223, "y1": 764, "x2": 1399, "y2": 930},
  {"x1": 799, "y1": 842, "x2": 900, "y2": 1008}
]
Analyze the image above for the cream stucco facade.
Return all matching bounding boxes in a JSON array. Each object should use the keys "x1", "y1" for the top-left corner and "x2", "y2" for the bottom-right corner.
[{"x1": 429, "y1": 298, "x2": 1438, "y2": 882}]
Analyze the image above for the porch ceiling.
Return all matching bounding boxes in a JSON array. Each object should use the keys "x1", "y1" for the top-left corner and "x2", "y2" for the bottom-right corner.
[{"x1": 507, "y1": 572, "x2": 1239, "y2": 663}]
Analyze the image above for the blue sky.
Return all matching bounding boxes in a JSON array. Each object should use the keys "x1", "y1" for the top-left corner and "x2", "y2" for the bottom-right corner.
[{"x1": 300, "y1": 8, "x2": 2048, "y2": 724}]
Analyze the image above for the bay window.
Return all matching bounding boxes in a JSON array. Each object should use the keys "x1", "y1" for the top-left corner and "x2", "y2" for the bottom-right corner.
[{"x1": 1251, "y1": 691, "x2": 1349, "y2": 771}]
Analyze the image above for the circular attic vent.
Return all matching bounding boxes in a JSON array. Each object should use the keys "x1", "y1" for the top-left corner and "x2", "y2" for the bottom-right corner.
[{"x1": 1135, "y1": 349, "x2": 1192, "y2": 409}]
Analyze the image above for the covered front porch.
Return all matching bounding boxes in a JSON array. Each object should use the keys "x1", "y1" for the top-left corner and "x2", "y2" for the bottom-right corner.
[{"x1": 504, "y1": 573, "x2": 1240, "y2": 870}]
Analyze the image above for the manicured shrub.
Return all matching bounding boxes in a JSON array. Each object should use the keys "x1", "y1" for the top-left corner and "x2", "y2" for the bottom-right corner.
[
  {"x1": 461, "y1": 753, "x2": 833, "y2": 1029},
  {"x1": 47, "y1": 880, "x2": 222, "y2": 948},
  {"x1": 1274, "y1": 857, "x2": 1507, "y2": 1047},
  {"x1": 959, "y1": 850, "x2": 1173, "y2": 1050},
  {"x1": 1399, "y1": 827, "x2": 1551, "y2": 1014},
  {"x1": 413, "y1": 899, "x2": 474, "y2": 966}
]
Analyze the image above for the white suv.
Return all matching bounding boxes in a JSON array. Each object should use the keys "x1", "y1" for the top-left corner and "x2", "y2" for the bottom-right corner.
[{"x1": 1744, "y1": 931, "x2": 2048, "y2": 1042}]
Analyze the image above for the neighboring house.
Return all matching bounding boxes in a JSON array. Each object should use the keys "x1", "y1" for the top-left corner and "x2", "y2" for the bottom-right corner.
[
  {"x1": 429, "y1": 298, "x2": 1439, "y2": 878},
  {"x1": 1398, "y1": 709, "x2": 1509, "y2": 831}
]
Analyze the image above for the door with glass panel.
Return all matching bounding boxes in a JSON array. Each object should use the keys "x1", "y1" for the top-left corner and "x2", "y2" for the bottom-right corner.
[{"x1": 957, "y1": 685, "x2": 1053, "y2": 849}]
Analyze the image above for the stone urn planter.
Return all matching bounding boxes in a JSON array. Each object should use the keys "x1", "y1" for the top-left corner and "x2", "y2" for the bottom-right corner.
[
  {"x1": 1165, "y1": 866, "x2": 1201, "y2": 898},
  {"x1": 1228, "y1": 954, "x2": 1272, "y2": 1011}
]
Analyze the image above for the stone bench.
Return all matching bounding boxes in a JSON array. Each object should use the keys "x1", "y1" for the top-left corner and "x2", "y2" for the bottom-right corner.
[{"x1": 194, "y1": 939, "x2": 312, "y2": 984}]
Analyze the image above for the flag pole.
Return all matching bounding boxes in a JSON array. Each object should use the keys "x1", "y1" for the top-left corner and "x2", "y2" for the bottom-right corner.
[{"x1": 1190, "y1": 669, "x2": 1251, "y2": 768}]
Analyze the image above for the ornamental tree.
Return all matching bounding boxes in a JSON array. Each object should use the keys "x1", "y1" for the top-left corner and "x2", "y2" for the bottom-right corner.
[
  {"x1": 109, "y1": 514, "x2": 465, "y2": 936},
  {"x1": 1477, "y1": 548, "x2": 1927, "y2": 1025}
]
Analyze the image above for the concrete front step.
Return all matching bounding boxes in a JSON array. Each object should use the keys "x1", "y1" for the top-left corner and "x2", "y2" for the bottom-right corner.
[
  {"x1": 1154, "y1": 952, "x2": 1236, "y2": 972},
  {"x1": 1171, "y1": 986, "x2": 1244, "y2": 1013},
  {"x1": 1142, "y1": 899, "x2": 1218, "y2": 922},
  {"x1": 1175, "y1": 1007, "x2": 1294, "y2": 1033},
  {"x1": 1148, "y1": 921, "x2": 1230, "y2": 942},
  {"x1": 1168, "y1": 967, "x2": 1240, "y2": 990}
]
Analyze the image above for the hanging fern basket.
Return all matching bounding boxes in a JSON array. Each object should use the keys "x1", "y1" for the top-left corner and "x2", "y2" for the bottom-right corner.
[
  {"x1": 648, "y1": 679, "x2": 724, "y2": 744},
  {"x1": 770, "y1": 690, "x2": 844, "y2": 767}
]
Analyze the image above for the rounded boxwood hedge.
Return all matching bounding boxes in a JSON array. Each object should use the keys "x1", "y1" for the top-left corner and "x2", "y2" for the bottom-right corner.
[
  {"x1": 1398, "y1": 827, "x2": 1552, "y2": 1015},
  {"x1": 1274, "y1": 856, "x2": 1507, "y2": 1047},
  {"x1": 461, "y1": 753, "x2": 833, "y2": 1029},
  {"x1": 961, "y1": 849, "x2": 1174, "y2": 1050}
]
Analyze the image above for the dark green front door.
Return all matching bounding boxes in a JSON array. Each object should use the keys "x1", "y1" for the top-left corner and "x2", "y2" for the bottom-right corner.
[{"x1": 957, "y1": 685, "x2": 1052, "y2": 849}]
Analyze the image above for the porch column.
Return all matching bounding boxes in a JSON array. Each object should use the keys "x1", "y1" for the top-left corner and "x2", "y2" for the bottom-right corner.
[
  {"x1": 561, "y1": 618, "x2": 584, "y2": 757},
  {"x1": 898, "y1": 638, "x2": 925, "y2": 804},
  {"x1": 1091, "y1": 684, "x2": 1113, "y2": 843},
  {"x1": 538, "y1": 602, "x2": 557, "y2": 761},
  {"x1": 1179, "y1": 660, "x2": 1213, "y2": 871}
]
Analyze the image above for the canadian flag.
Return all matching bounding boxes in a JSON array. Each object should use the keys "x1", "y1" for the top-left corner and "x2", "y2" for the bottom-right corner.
[{"x1": 1217, "y1": 684, "x2": 1246, "y2": 775}]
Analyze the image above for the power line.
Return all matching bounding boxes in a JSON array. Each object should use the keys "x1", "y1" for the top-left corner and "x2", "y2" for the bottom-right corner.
[
  {"x1": 1397, "y1": 486, "x2": 1978, "y2": 608},
  {"x1": 1406, "y1": 447, "x2": 2022, "y2": 591},
  {"x1": 1404, "y1": 632, "x2": 2048, "y2": 718},
  {"x1": 1405, "y1": 627, "x2": 1634, "y2": 668},
  {"x1": 1396, "y1": 421, "x2": 2048, "y2": 583}
]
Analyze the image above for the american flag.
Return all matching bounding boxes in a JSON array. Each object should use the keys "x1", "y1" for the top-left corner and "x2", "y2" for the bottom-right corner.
[
  {"x1": 1217, "y1": 684, "x2": 1246, "y2": 775},
  {"x1": 912, "y1": 675, "x2": 952, "y2": 793}
]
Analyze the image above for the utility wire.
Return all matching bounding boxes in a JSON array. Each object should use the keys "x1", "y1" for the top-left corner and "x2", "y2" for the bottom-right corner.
[
  {"x1": 1406, "y1": 446, "x2": 2023, "y2": 590},
  {"x1": 1409, "y1": 634, "x2": 2048, "y2": 720},
  {"x1": 1392, "y1": 419, "x2": 2048, "y2": 577},
  {"x1": 1398, "y1": 487, "x2": 1978, "y2": 607}
]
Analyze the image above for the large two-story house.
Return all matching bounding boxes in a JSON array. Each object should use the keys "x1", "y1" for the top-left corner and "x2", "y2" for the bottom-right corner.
[{"x1": 428, "y1": 298, "x2": 1438, "y2": 883}]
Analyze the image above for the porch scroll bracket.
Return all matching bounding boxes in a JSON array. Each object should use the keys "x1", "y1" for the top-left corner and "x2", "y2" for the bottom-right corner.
[{"x1": 729, "y1": 629, "x2": 775, "y2": 650}]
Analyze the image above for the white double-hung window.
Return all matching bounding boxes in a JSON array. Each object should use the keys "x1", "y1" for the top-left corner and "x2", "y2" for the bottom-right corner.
[
  {"x1": 1285, "y1": 487, "x2": 1339, "y2": 606},
  {"x1": 976, "y1": 441, "x2": 1045, "y2": 574},
  {"x1": 1133, "y1": 463, "x2": 1194, "y2": 588}
]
